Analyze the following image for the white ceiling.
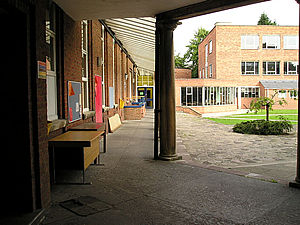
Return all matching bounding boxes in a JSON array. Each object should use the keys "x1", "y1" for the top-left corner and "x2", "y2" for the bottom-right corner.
[
  {"x1": 53, "y1": 0, "x2": 206, "y2": 20},
  {"x1": 53, "y1": 0, "x2": 269, "y2": 72}
]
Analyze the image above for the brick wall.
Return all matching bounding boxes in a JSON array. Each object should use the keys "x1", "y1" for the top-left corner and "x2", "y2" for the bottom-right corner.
[
  {"x1": 215, "y1": 25, "x2": 298, "y2": 85},
  {"x1": 199, "y1": 28, "x2": 216, "y2": 79},
  {"x1": 175, "y1": 68, "x2": 192, "y2": 79},
  {"x1": 64, "y1": 15, "x2": 82, "y2": 121}
]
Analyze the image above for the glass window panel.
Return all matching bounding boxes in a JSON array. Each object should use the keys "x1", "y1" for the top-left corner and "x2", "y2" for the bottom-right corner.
[
  {"x1": 241, "y1": 62, "x2": 245, "y2": 74},
  {"x1": 82, "y1": 54, "x2": 87, "y2": 77},
  {"x1": 263, "y1": 62, "x2": 266, "y2": 74},
  {"x1": 181, "y1": 87, "x2": 186, "y2": 106},
  {"x1": 193, "y1": 87, "x2": 197, "y2": 106},
  {"x1": 46, "y1": 34, "x2": 55, "y2": 72},
  {"x1": 216, "y1": 87, "x2": 220, "y2": 105},
  {"x1": 255, "y1": 62, "x2": 259, "y2": 74},
  {"x1": 82, "y1": 22, "x2": 87, "y2": 51},
  {"x1": 276, "y1": 62, "x2": 280, "y2": 74},
  {"x1": 246, "y1": 62, "x2": 254, "y2": 74},
  {"x1": 268, "y1": 62, "x2": 275, "y2": 73},
  {"x1": 187, "y1": 95, "x2": 192, "y2": 106},
  {"x1": 198, "y1": 87, "x2": 202, "y2": 106}
]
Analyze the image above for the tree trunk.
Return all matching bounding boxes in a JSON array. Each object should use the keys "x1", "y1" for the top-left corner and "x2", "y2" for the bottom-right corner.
[{"x1": 266, "y1": 104, "x2": 270, "y2": 121}]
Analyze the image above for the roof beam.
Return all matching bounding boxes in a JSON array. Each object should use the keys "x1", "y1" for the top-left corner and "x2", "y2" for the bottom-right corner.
[{"x1": 156, "y1": 0, "x2": 270, "y2": 21}]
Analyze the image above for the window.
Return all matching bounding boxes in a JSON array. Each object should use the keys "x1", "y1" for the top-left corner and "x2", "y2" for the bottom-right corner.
[
  {"x1": 241, "y1": 35, "x2": 259, "y2": 49},
  {"x1": 209, "y1": 64, "x2": 213, "y2": 78},
  {"x1": 263, "y1": 61, "x2": 280, "y2": 75},
  {"x1": 262, "y1": 35, "x2": 280, "y2": 49},
  {"x1": 241, "y1": 87, "x2": 259, "y2": 98},
  {"x1": 205, "y1": 44, "x2": 208, "y2": 78},
  {"x1": 181, "y1": 87, "x2": 235, "y2": 106},
  {"x1": 284, "y1": 36, "x2": 299, "y2": 49},
  {"x1": 284, "y1": 61, "x2": 298, "y2": 75},
  {"x1": 46, "y1": 4, "x2": 57, "y2": 121},
  {"x1": 202, "y1": 68, "x2": 204, "y2": 79},
  {"x1": 241, "y1": 62, "x2": 259, "y2": 75},
  {"x1": 181, "y1": 87, "x2": 203, "y2": 106},
  {"x1": 81, "y1": 20, "x2": 89, "y2": 112},
  {"x1": 278, "y1": 90, "x2": 286, "y2": 98},
  {"x1": 289, "y1": 90, "x2": 298, "y2": 99},
  {"x1": 209, "y1": 40, "x2": 213, "y2": 54}
]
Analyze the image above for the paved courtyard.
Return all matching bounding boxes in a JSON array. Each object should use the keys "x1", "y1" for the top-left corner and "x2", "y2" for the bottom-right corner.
[{"x1": 176, "y1": 112, "x2": 297, "y2": 184}]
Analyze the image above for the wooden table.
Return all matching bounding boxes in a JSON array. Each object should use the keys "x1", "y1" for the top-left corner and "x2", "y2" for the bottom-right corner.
[
  {"x1": 49, "y1": 131, "x2": 104, "y2": 184},
  {"x1": 69, "y1": 123, "x2": 107, "y2": 153}
]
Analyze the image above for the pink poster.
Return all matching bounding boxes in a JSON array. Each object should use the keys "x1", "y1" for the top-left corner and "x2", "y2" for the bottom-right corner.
[{"x1": 95, "y1": 75, "x2": 103, "y2": 123}]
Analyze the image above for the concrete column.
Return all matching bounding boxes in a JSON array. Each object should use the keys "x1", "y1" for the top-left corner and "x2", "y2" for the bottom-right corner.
[
  {"x1": 156, "y1": 19, "x2": 182, "y2": 161},
  {"x1": 290, "y1": 0, "x2": 300, "y2": 188}
]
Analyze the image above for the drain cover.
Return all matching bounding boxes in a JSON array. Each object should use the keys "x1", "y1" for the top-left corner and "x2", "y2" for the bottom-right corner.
[{"x1": 60, "y1": 196, "x2": 112, "y2": 216}]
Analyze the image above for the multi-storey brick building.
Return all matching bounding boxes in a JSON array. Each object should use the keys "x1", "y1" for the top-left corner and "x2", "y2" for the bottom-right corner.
[{"x1": 176, "y1": 23, "x2": 299, "y2": 114}]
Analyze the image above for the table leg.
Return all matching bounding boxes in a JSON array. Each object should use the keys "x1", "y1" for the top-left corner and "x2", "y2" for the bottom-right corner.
[
  {"x1": 52, "y1": 146, "x2": 56, "y2": 184},
  {"x1": 103, "y1": 133, "x2": 107, "y2": 153}
]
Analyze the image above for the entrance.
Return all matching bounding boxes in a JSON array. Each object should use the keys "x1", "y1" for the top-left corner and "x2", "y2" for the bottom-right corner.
[{"x1": 137, "y1": 87, "x2": 153, "y2": 108}]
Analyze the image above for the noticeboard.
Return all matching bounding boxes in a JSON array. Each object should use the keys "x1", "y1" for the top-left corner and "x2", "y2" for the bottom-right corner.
[{"x1": 68, "y1": 81, "x2": 82, "y2": 122}]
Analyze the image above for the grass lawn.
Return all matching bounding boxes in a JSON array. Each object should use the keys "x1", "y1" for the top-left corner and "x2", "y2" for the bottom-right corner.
[
  {"x1": 237, "y1": 109, "x2": 298, "y2": 115},
  {"x1": 229, "y1": 114, "x2": 298, "y2": 121},
  {"x1": 206, "y1": 109, "x2": 298, "y2": 125}
]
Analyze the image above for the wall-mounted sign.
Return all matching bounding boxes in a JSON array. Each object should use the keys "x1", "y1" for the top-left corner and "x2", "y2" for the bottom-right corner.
[
  {"x1": 68, "y1": 81, "x2": 82, "y2": 122},
  {"x1": 37, "y1": 61, "x2": 47, "y2": 79}
]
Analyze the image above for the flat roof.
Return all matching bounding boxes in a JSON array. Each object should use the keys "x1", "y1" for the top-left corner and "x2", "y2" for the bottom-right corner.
[{"x1": 260, "y1": 80, "x2": 298, "y2": 90}]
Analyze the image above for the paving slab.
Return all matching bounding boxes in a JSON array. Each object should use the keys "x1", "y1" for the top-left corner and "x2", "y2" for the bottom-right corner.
[
  {"x1": 27, "y1": 110, "x2": 300, "y2": 225},
  {"x1": 176, "y1": 111, "x2": 297, "y2": 184}
]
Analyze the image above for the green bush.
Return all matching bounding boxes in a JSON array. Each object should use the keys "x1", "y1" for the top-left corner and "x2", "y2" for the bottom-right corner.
[{"x1": 233, "y1": 119, "x2": 293, "y2": 135}]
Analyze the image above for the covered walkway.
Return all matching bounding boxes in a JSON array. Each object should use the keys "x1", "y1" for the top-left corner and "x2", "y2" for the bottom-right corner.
[{"x1": 38, "y1": 110, "x2": 300, "y2": 224}]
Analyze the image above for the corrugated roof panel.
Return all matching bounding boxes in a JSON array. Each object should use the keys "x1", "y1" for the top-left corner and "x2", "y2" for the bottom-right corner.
[
  {"x1": 105, "y1": 17, "x2": 155, "y2": 71},
  {"x1": 260, "y1": 80, "x2": 298, "y2": 89}
]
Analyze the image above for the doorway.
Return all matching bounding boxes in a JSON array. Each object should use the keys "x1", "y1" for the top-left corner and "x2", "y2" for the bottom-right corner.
[{"x1": 137, "y1": 87, "x2": 154, "y2": 108}]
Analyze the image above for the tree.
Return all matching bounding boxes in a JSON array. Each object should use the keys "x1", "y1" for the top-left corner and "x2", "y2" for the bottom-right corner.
[
  {"x1": 174, "y1": 53, "x2": 188, "y2": 69},
  {"x1": 257, "y1": 13, "x2": 277, "y2": 25},
  {"x1": 184, "y1": 28, "x2": 209, "y2": 78},
  {"x1": 250, "y1": 91, "x2": 287, "y2": 121}
]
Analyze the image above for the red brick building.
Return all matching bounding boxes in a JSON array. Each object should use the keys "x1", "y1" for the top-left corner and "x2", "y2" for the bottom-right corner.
[{"x1": 176, "y1": 23, "x2": 299, "y2": 113}]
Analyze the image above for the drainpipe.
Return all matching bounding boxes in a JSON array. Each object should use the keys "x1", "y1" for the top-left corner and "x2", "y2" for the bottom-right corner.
[{"x1": 289, "y1": 0, "x2": 300, "y2": 188}]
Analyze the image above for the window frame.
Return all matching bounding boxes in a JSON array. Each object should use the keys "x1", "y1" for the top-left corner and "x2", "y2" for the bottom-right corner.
[
  {"x1": 284, "y1": 61, "x2": 298, "y2": 75},
  {"x1": 283, "y1": 35, "x2": 299, "y2": 49},
  {"x1": 278, "y1": 90, "x2": 287, "y2": 98},
  {"x1": 181, "y1": 86, "x2": 235, "y2": 106},
  {"x1": 263, "y1": 61, "x2": 280, "y2": 75},
  {"x1": 241, "y1": 61, "x2": 259, "y2": 75},
  {"x1": 262, "y1": 35, "x2": 280, "y2": 49},
  {"x1": 289, "y1": 90, "x2": 298, "y2": 99},
  {"x1": 209, "y1": 40, "x2": 213, "y2": 54},
  {"x1": 81, "y1": 20, "x2": 89, "y2": 112},
  {"x1": 241, "y1": 35, "x2": 259, "y2": 49},
  {"x1": 46, "y1": 4, "x2": 58, "y2": 121},
  {"x1": 209, "y1": 64, "x2": 213, "y2": 78},
  {"x1": 240, "y1": 87, "x2": 260, "y2": 98}
]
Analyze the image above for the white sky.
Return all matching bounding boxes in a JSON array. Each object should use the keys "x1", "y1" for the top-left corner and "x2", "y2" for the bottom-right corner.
[{"x1": 174, "y1": 0, "x2": 299, "y2": 56}]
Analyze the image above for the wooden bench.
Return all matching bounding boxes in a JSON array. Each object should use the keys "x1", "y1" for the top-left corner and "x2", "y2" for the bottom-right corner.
[{"x1": 49, "y1": 130, "x2": 104, "y2": 184}]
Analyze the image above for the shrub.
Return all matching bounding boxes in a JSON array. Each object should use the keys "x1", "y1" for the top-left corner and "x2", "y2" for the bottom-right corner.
[{"x1": 233, "y1": 119, "x2": 293, "y2": 135}]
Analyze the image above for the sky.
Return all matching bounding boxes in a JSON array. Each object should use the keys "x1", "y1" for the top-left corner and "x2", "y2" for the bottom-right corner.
[{"x1": 174, "y1": 0, "x2": 299, "y2": 56}]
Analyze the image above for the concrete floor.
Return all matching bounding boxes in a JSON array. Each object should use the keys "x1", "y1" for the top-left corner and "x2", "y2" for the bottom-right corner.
[
  {"x1": 3, "y1": 110, "x2": 299, "y2": 225},
  {"x1": 37, "y1": 110, "x2": 300, "y2": 225}
]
